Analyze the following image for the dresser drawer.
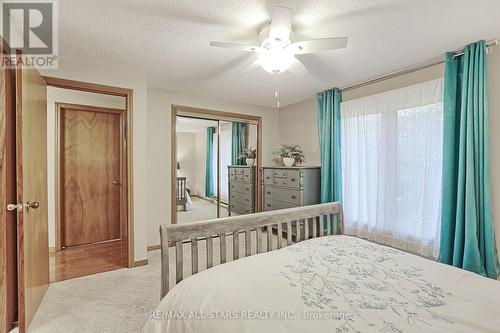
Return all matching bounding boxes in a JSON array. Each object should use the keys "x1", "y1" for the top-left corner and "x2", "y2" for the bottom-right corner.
[
  {"x1": 243, "y1": 168, "x2": 253, "y2": 176},
  {"x1": 273, "y1": 169, "x2": 288, "y2": 178},
  {"x1": 229, "y1": 182, "x2": 253, "y2": 195},
  {"x1": 235, "y1": 173, "x2": 251, "y2": 182},
  {"x1": 230, "y1": 201, "x2": 254, "y2": 214},
  {"x1": 228, "y1": 168, "x2": 235, "y2": 180},
  {"x1": 273, "y1": 177, "x2": 292, "y2": 187},
  {"x1": 263, "y1": 198, "x2": 299, "y2": 211},
  {"x1": 263, "y1": 169, "x2": 273, "y2": 184},
  {"x1": 264, "y1": 186, "x2": 302, "y2": 205},
  {"x1": 263, "y1": 168, "x2": 302, "y2": 188},
  {"x1": 286, "y1": 170, "x2": 301, "y2": 188},
  {"x1": 230, "y1": 191, "x2": 253, "y2": 206}
]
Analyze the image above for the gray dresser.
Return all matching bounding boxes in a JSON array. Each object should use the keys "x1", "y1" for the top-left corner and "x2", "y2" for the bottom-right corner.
[
  {"x1": 262, "y1": 166, "x2": 321, "y2": 211},
  {"x1": 228, "y1": 165, "x2": 256, "y2": 215}
]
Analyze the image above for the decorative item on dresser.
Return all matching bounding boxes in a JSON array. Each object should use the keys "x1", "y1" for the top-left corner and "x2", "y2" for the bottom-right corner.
[
  {"x1": 228, "y1": 165, "x2": 256, "y2": 216},
  {"x1": 262, "y1": 166, "x2": 320, "y2": 212},
  {"x1": 237, "y1": 147, "x2": 257, "y2": 167},
  {"x1": 273, "y1": 144, "x2": 305, "y2": 167}
]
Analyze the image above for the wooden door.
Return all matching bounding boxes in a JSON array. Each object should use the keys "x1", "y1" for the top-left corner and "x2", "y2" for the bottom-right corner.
[
  {"x1": 15, "y1": 56, "x2": 49, "y2": 332},
  {"x1": 59, "y1": 105, "x2": 122, "y2": 248},
  {"x1": 0, "y1": 42, "x2": 18, "y2": 333}
]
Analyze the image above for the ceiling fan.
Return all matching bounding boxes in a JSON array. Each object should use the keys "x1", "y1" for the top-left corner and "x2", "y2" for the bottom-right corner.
[{"x1": 209, "y1": 6, "x2": 348, "y2": 76}]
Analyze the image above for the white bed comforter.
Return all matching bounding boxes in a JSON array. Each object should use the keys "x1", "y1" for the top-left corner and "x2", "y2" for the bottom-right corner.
[{"x1": 143, "y1": 236, "x2": 500, "y2": 333}]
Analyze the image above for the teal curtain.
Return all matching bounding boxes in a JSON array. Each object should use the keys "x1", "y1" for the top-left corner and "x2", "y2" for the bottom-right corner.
[
  {"x1": 231, "y1": 122, "x2": 246, "y2": 165},
  {"x1": 438, "y1": 40, "x2": 499, "y2": 279},
  {"x1": 205, "y1": 127, "x2": 215, "y2": 198},
  {"x1": 316, "y1": 88, "x2": 342, "y2": 203},
  {"x1": 317, "y1": 88, "x2": 342, "y2": 233}
]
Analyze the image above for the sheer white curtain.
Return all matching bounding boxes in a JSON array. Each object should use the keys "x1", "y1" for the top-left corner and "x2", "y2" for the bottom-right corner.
[{"x1": 341, "y1": 78, "x2": 444, "y2": 258}]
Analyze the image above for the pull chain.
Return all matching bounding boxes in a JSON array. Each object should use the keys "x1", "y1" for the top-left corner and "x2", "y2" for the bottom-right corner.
[{"x1": 274, "y1": 71, "x2": 280, "y2": 108}]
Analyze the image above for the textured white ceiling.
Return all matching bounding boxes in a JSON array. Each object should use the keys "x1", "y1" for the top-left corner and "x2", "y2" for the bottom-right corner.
[{"x1": 57, "y1": 0, "x2": 500, "y2": 107}]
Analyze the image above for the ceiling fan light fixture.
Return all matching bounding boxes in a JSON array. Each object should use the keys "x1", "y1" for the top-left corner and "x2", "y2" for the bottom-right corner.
[{"x1": 258, "y1": 37, "x2": 295, "y2": 74}]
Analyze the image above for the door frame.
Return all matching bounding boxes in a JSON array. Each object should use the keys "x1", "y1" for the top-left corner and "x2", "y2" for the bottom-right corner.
[
  {"x1": 43, "y1": 76, "x2": 135, "y2": 268},
  {"x1": 55, "y1": 102, "x2": 128, "y2": 250},
  {"x1": 171, "y1": 104, "x2": 263, "y2": 225}
]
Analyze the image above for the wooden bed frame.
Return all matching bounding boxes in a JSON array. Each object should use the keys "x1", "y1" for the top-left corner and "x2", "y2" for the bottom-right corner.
[
  {"x1": 160, "y1": 202, "x2": 344, "y2": 298},
  {"x1": 176, "y1": 177, "x2": 187, "y2": 211}
]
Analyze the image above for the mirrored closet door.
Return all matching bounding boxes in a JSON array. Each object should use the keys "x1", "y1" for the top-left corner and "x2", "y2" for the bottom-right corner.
[
  {"x1": 176, "y1": 116, "x2": 219, "y2": 222},
  {"x1": 172, "y1": 106, "x2": 261, "y2": 225}
]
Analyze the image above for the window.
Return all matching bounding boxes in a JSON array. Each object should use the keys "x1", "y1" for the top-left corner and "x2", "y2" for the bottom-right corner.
[{"x1": 341, "y1": 79, "x2": 443, "y2": 257}]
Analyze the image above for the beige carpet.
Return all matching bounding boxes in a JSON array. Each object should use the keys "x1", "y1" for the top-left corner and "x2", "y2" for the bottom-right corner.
[
  {"x1": 29, "y1": 231, "x2": 281, "y2": 333},
  {"x1": 29, "y1": 250, "x2": 162, "y2": 333},
  {"x1": 177, "y1": 197, "x2": 229, "y2": 224}
]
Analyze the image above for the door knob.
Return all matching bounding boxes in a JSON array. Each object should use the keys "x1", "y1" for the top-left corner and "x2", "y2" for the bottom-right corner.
[
  {"x1": 27, "y1": 201, "x2": 40, "y2": 209},
  {"x1": 113, "y1": 180, "x2": 120, "y2": 185},
  {"x1": 25, "y1": 201, "x2": 40, "y2": 212}
]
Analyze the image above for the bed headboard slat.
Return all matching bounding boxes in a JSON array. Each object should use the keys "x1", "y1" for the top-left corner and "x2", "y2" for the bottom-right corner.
[
  {"x1": 219, "y1": 232, "x2": 226, "y2": 263},
  {"x1": 206, "y1": 236, "x2": 213, "y2": 269},
  {"x1": 159, "y1": 202, "x2": 344, "y2": 299},
  {"x1": 191, "y1": 238, "x2": 198, "y2": 274}
]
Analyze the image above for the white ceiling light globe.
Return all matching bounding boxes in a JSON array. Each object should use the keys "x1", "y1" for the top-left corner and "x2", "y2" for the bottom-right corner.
[{"x1": 258, "y1": 37, "x2": 295, "y2": 74}]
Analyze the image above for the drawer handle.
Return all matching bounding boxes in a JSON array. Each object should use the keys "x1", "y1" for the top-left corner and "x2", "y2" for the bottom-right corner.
[
  {"x1": 291, "y1": 195, "x2": 296, "y2": 199},
  {"x1": 291, "y1": 178, "x2": 296, "y2": 182},
  {"x1": 266, "y1": 191, "x2": 271, "y2": 195},
  {"x1": 246, "y1": 199, "x2": 249, "y2": 202},
  {"x1": 266, "y1": 176, "x2": 270, "y2": 179},
  {"x1": 266, "y1": 204, "x2": 271, "y2": 208},
  {"x1": 246, "y1": 188, "x2": 249, "y2": 191}
]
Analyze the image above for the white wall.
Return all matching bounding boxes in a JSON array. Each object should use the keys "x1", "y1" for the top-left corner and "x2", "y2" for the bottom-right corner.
[
  {"x1": 41, "y1": 59, "x2": 149, "y2": 262},
  {"x1": 278, "y1": 98, "x2": 320, "y2": 165},
  {"x1": 248, "y1": 124, "x2": 258, "y2": 152},
  {"x1": 147, "y1": 88, "x2": 279, "y2": 246},
  {"x1": 46, "y1": 87, "x2": 125, "y2": 248},
  {"x1": 278, "y1": 52, "x2": 500, "y2": 259},
  {"x1": 176, "y1": 132, "x2": 196, "y2": 192}
]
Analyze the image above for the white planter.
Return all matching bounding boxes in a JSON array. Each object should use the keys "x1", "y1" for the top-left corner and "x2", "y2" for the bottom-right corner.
[
  {"x1": 245, "y1": 158, "x2": 255, "y2": 167},
  {"x1": 283, "y1": 157, "x2": 295, "y2": 167}
]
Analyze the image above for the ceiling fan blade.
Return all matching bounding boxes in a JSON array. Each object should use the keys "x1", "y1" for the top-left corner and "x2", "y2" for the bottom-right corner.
[
  {"x1": 209, "y1": 41, "x2": 261, "y2": 52},
  {"x1": 287, "y1": 57, "x2": 308, "y2": 76},
  {"x1": 291, "y1": 37, "x2": 348, "y2": 54},
  {"x1": 269, "y1": 6, "x2": 292, "y2": 41},
  {"x1": 239, "y1": 59, "x2": 262, "y2": 75}
]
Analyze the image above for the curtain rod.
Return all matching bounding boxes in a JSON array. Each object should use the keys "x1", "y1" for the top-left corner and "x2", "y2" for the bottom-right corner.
[{"x1": 340, "y1": 39, "x2": 498, "y2": 93}]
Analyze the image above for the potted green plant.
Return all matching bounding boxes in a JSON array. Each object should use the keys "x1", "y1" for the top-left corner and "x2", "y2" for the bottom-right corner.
[
  {"x1": 274, "y1": 144, "x2": 305, "y2": 167},
  {"x1": 238, "y1": 148, "x2": 257, "y2": 166}
]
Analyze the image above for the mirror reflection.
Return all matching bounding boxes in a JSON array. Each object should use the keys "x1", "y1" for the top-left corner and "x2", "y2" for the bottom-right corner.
[{"x1": 176, "y1": 116, "x2": 258, "y2": 224}]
